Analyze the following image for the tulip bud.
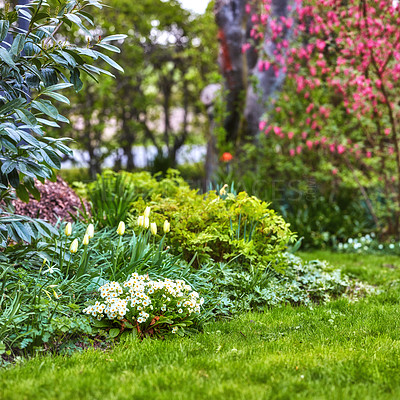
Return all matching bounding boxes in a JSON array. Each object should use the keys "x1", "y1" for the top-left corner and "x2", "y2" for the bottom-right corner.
[
  {"x1": 144, "y1": 217, "x2": 150, "y2": 229},
  {"x1": 163, "y1": 220, "x2": 170, "y2": 233},
  {"x1": 137, "y1": 215, "x2": 144, "y2": 227},
  {"x1": 64, "y1": 222, "x2": 72, "y2": 236},
  {"x1": 219, "y1": 184, "x2": 228, "y2": 196},
  {"x1": 117, "y1": 221, "x2": 125, "y2": 236},
  {"x1": 70, "y1": 239, "x2": 79, "y2": 253},
  {"x1": 86, "y1": 223, "x2": 94, "y2": 239},
  {"x1": 150, "y1": 222, "x2": 157, "y2": 236},
  {"x1": 82, "y1": 234, "x2": 90, "y2": 246},
  {"x1": 144, "y1": 206, "x2": 151, "y2": 218}
]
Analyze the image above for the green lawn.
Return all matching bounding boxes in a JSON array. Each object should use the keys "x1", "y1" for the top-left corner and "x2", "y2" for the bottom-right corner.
[{"x1": 2, "y1": 251, "x2": 400, "y2": 400}]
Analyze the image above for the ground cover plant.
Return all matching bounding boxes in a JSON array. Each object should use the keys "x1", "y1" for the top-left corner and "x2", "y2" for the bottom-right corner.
[{"x1": 1, "y1": 251, "x2": 400, "y2": 400}]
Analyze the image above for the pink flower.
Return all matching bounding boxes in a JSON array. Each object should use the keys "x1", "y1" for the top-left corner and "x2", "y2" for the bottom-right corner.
[
  {"x1": 289, "y1": 149, "x2": 296, "y2": 157},
  {"x1": 288, "y1": 132, "x2": 294, "y2": 139},
  {"x1": 259, "y1": 121, "x2": 267, "y2": 131},
  {"x1": 337, "y1": 145, "x2": 345, "y2": 154},
  {"x1": 332, "y1": 168, "x2": 338, "y2": 175},
  {"x1": 384, "y1": 128, "x2": 391, "y2": 136},
  {"x1": 306, "y1": 140, "x2": 313, "y2": 149}
]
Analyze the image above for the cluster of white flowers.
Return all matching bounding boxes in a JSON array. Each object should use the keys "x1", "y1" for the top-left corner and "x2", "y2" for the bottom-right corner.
[
  {"x1": 83, "y1": 273, "x2": 204, "y2": 331},
  {"x1": 337, "y1": 233, "x2": 400, "y2": 253}
]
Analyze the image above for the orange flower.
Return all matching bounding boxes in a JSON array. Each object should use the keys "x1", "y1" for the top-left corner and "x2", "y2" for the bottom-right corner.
[{"x1": 220, "y1": 152, "x2": 233, "y2": 162}]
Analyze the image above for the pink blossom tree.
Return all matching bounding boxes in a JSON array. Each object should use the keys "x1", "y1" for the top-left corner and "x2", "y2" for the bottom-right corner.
[{"x1": 249, "y1": 0, "x2": 400, "y2": 236}]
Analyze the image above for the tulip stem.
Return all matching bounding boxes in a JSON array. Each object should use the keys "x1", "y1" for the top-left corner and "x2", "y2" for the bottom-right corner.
[{"x1": 112, "y1": 236, "x2": 123, "y2": 280}]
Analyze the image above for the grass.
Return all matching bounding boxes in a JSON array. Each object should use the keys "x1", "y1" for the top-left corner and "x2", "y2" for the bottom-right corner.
[{"x1": 1, "y1": 251, "x2": 400, "y2": 400}]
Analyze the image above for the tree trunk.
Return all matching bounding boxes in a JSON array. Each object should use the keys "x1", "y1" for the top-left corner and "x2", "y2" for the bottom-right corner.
[{"x1": 215, "y1": 0, "x2": 294, "y2": 142}]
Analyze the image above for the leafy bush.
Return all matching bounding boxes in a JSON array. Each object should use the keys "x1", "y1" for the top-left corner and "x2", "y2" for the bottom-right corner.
[
  {"x1": 83, "y1": 170, "x2": 296, "y2": 271},
  {"x1": 0, "y1": 0, "x2": 125, "y2": 245}
]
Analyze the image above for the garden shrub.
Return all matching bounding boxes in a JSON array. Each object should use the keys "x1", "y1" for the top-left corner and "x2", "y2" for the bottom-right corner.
[{"x1": 89, "y1": 170, "x2": 297, "y2": 271}]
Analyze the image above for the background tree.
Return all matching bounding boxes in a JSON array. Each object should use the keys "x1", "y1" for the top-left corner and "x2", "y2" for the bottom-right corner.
[
  {"x1": 60, "y1": 0, "x2": 219, "y2": 178},
  {"x1": 214, "y1": 0, "x2": 294, "y2": 144}
]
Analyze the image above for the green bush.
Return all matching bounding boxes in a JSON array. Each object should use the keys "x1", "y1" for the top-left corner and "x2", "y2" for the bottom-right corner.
[{"x1": 103, "y1": 170, "x2": 296, "y2": 271}]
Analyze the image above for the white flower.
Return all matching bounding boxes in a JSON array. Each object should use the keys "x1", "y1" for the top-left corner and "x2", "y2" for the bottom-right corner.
[
  {"x1": 144, "y1": 206, "x2": 151, "y2": 218},
  {"x1": 82, "y1": 234, "x2": 90, "y2": 246},
  {"x1": 64, "y1": 222, "x2": 72, "y2": 236},
  {"x1": 86, "y1": 223, "x2": 95, "y2": 239},
  {"x1": 70, "y1": 239, "x2": 79, "y2": 253},
  {"x1": 163, "y1": 220, "x2": 170, "y2": 233},
  {"x1": 43, "y1": 266, "x2": 57, "y2": 274},
  {"x1": 137, "y1": 216, "x2": 144, "y2": 227},
  {"x1": 117, "y1": 221, "x2": 125, "y2": 236}
]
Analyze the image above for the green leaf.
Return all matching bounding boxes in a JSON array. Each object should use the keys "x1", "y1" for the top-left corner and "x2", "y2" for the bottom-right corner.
[
  {"x1": 70, "y1": 68, "x2": 83, "y2": 91},
  {"x1": 95, "y1": 51, "x2": 124, "y2": 72},
  {"x1": 63, "y1": 49, "x2": 85, "y2": 66},
  {"x1": 31, "y1": 99, "x2": 59, "y2": 119},
  {"x1": 92, "y1": 320, "x2": 111, "y2": 328},
  {"x1": 10, "y1": 34, "x2": 26, "y2": 56},
  {"x1": 109, "y1": 328, "x2": 120, "y2": 338},
  {"x1": 0, "y1": 20, "x2": 10, "y2": 42},
  {"x1": 1, "y1": 161, "x2": 18, "y2": 175},
  {"x1": 77, "y1": 11, "x2": 94, "y2": 26},
  {"x1": 95, "y1": 43, "x2": 121, "y2": 53},
  {"x1": 19, "y1": 130, "x2": 41, "y2": 147},
  {"x1": 65, "y1": 13, "x2": 82, "y2": 25},
  {"x1": 0, "y1": 97, "x2": 26, "y2": 115},
  {"x1": 31, "y1": 12, "x2": 50, "y2": 24},
  {"x1": 8, "y1": 168, "x2": 20, "y2": 189},
  {"x1": 101, "y1": 34, "x2": 127, "y2": 42},
  {"x1": 24, "y1": 178, "x2": 40, "y2": 201},
  {"x1": 15, "y1": 109, "x2": 37, "y2": 126},
  {"x1": 16, "y1": 184, "x2": 30, "y2": 203},
  {"x1": 13, "y1": 221, "x2": 31, "y2": 242},
  {"x1": 40, "y1": 148, "x2": 61, "y2": 169},
  {"x1": 36, "y1": 118, "x2": 60, "y2": 128},
  {"x1": 83, "y1": 64, "x2": 115, "y2": 78},
  {"x1": 41, "y1": 67, "x2": 58, "y2": 87},
  {"x1": 42, "y1": 83, "x2": 73, "y2": 92},
  {"x1": 56, "y1": 50, "x2": 77, "y2": 68},
  {"x1": 43, "y1": 91, "x2": 70, "y2": 104},
  {"x1": 0, "y1": 48, "x2": 16, "y2": 68}
]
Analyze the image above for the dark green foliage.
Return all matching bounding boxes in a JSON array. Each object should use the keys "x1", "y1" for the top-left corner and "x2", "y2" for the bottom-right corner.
[
  {"x1": 215, "y1": 139, "x2": 376, "y2": 249},
  {"x1": 0, "y1": 0, "x2": 125, "y2": 246},
  {"x1": 85, "y1": 171, "x2": 138, "y2": 228}
]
